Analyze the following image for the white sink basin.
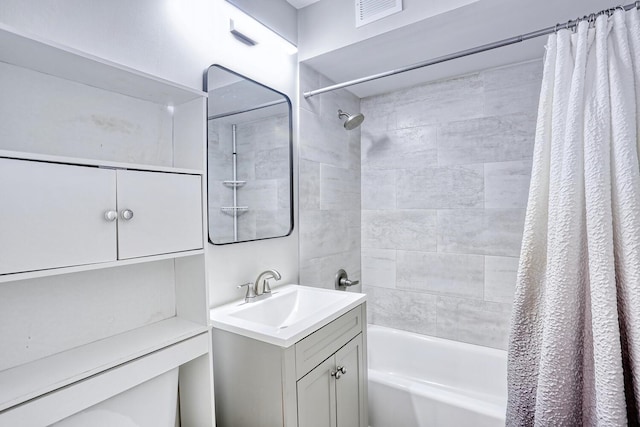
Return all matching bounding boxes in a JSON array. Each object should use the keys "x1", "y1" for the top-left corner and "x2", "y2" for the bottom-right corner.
[{"x1": 210, "y1": 284, "x2": 366, "y2": 347}]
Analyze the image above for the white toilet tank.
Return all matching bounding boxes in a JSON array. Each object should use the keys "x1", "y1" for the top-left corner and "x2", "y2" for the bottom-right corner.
[{"x1": 52, "y1": 368, "x2": 179, "y2": 427}]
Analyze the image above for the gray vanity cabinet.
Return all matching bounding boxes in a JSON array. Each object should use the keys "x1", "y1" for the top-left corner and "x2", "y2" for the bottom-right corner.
[
  {"x1": 211, "y1": 304, "x2": 368, "y2": 427},
  {"x1": 297, "y1": 334, "x2": 366, "y2": 427}
]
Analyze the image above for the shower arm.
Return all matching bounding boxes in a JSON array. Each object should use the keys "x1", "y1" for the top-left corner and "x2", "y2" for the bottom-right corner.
[{"x1": 303, "y1": 2, "x2": 640, "y2": 98}]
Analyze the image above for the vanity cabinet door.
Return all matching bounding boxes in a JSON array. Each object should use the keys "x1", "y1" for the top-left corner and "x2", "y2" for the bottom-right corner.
[
  {"x1": 0, "y1": 158, "x2": 117, "y2": 274},
  {"x1": 335, "y1": 334, "x2": 366, "y2": 427},
  {"x1": 297, "y1": 356, "x2": 337, "y2": 427},
  {"x1": 116, "y1": 170, "x2": 202, "y2": 259},
  {"x1": 297, "y1": 334, "x2": 365, "y2": 427}
]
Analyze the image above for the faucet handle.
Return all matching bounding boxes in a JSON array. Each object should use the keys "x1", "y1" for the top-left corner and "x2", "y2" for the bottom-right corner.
[
  {"x1": 335, "y1": 269, "x2": 359, "y2": 290},
  {"x1": 237, "y1": 282, "x2": 256, "y2": 300},
  {"x1": 263, "y1": 279, "x2": 273, "y2": 294}
]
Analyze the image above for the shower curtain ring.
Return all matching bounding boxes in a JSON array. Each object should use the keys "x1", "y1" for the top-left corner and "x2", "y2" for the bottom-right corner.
[{"x1": 571, "y1": 18, "x2": 579, "y2": 32}]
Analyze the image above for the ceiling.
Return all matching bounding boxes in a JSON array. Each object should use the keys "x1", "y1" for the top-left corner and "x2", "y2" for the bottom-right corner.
[
  {"x1": 300, "y1": 0, "x2": 619, "y2": 98},
  {"x1": 286, "y1": 0, "x2": 320, "y2": 9}
]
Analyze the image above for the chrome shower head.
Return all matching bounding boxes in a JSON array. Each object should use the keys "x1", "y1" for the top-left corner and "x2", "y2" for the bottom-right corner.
[{"x1": 338, "y1": 109, "x2": 365, "y2": 130}]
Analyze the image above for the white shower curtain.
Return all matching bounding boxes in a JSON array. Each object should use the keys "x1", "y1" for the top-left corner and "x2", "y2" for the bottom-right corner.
[{"x1": 507, "y1": 8, "x2": 640, "y2": 426}]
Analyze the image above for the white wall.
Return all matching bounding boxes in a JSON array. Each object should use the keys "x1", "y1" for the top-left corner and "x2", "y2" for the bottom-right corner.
[
  {"x1": 297, "y1": 0, "x2": 478, "y2": 61},
  {"x1": 227, "y1": 0, "x2": 298, "y2": 44},
  {"x1": 0, "y1": 0, "x2": 299, "y2": 307}
]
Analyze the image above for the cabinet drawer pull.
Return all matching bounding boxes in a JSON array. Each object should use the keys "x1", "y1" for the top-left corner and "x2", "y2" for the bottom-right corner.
[
  {"x1": 120, "y1": 209, "x2": 134, "y2": 220},
  {"x1": 104, "y1": 210, "x2": 118, "y2": 222}
]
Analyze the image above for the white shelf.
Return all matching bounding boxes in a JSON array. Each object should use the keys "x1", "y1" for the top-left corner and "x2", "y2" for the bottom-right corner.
[
  {"x1": 0, "y1": 24, "x2": 205, "y2": 105},
  {"x1": 0, "y1": 249, "x2": 204, "y2": 284},
  {"x1": 0, "y1": 317, "x2": 208, "y2": 412},
  {"x1": 0, "y1": 150, "x2": 203, "y2": 176}
]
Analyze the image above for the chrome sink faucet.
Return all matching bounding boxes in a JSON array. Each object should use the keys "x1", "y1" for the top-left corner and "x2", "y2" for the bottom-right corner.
[{"x1": 238, "y1": 269, "x2": 282, "y2": 303}]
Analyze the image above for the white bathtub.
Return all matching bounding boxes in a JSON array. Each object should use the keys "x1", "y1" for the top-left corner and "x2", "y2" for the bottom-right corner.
[{"x1": 367, "y1": 325, "x2": 507, "y2": 427}]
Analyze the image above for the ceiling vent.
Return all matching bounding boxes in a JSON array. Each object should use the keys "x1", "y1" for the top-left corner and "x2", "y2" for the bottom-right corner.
[{"x1": 355, "y1": 0, "x2": 403, "y2": 28}]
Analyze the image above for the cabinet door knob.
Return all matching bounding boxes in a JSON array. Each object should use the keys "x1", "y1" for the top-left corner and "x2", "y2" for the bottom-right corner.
[
  {"x1": 331, "y1": 366, "x2": 347, "y2": 379},
  {"x1": 121, "y1": 209, "x2": 134, "y2": 220},
  {"x1": 104, "y1": 210, "x2": 118, "y2": 222}
]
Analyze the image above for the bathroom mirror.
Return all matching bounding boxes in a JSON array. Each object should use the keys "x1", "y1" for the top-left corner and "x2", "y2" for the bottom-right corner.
[{"x1": 206, "y1": 65, "x2": 293, "y2": 244}]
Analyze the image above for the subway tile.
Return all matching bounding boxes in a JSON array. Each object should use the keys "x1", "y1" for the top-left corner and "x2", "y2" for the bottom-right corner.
[
  {"x1": 299, "y1": 159, "x2": 320, "y2": 211},
  {"x1": 436, "y1": 296, "x2": 512, "y2": 349},
  {"x1": 320, "y1": 164, "x2": 360, "y2": 211},
  {"x1": 361, "y1": 126, "x2": 437, "y2": 170},
  {"x1": 362, "y1": 168, "x2": 396, "y2": 210},
  {"x1": 365, "y1": 285, "x2": 437, "y2": 335},
  {"x1": 482, "y1": 61, "x2": 543, "y2": 117},
  {"x1": 236, "y1": 149, "x2": 256, "y2": 181},
  {"x1": 396, "y1": 164, "x2": 484, "y2": 209},
  {"x1": 208, "y1": 208, "x2": 235, "y2": 243},
  {"x1": 237, "y1": 179, "x2": 278, "y2": 210},
  {"x1": 360, "y1": 100, "x2": 398, "y2": 133},
  {"x1": 300, "y1": 210, "x2": 359, "y2": 259},
  {"x1": 484, "y1": 160, "x2": 532, "y2": 208},
  {"x1": 301, "y1": 251, "x2": 361, "y2": 290},
  {"x1": 484, "y1": 82, "x2": 541, "y2": 117},
  {"x1": 207, "y1": 144, "x2": 233, "y2": 181},
  {"x1": 481, "y1": 60, "x2": 544, "y2": 92},
  {"x1": 394, "y1": 74, "x2": 485, "y2": 128},
  {"x1": 347, "y1": 126, "x2": 362, "y2": 171},
  {"x1": 362, "y1": 249, "x2": 396, "y2": 289},
  {"x1": 255, "y1": 146, "x2": 290, "y2": 180},
  {"x1": 299, "y1": 108, "x2": 349, "y2": 168},
  {"x1": 277, "y1": 178, "x2": 292, "y2": 210},
  {"x1": 236, "y1": 112, "x2": 289, "y2": 151},
  {"x1": 362, "y1": 209, "x2": 437, "y2": 251},
  {"x1": 318, "y1": 73, "x2": 361, "y2": 126},
  {"x1": 236, "y1": 210, "x2": 257, "y2": 241},
  {"x1": 485, "y1": 256, "x2": 519, "y2": 304},
  {"x1": 396, "y1": 251, "x2": 484, "y2": 299},
  {"x1": 437, "y1": 112, "x2": 536, "y2": 166},
  {"x1": 300, "y1": 257, "x2": 322, "y2": 289},
  {"x1": 255, "y1": 209, "x2": 291, "y2": 240},
  {"x1": 299, "y1": 63, "x2": 321, "y2": 114},
  {"x1": 437, "y1": 209, "x2": 526, "y2": 256}
]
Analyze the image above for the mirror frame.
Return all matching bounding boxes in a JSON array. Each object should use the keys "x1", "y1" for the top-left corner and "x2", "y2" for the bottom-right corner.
[{"x1": 204, "y1": 64, "x2": 294, "y2": 245}]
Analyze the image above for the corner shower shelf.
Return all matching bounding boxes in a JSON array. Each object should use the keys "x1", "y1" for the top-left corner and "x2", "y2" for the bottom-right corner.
[
  {"x1": 222, "y1": 180, "x2": 247, "y2": 187},
  {"x1": 220, "y1": 206, "x2": 249, "y2": 215},
  {"x1": 0, "y1": 316, "x2": 208, "y2": 412}
]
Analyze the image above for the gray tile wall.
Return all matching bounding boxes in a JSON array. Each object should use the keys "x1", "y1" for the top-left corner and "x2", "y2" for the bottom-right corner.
[
  {"x1": 208, "y1": 108, "x2": 291, "y2": 243},
  {"x1": 360, "y1": 60, "x2": 542, "y2": 349},
  {"x1": 299, "y1": 64, "x2": 362, "y2": 290}
]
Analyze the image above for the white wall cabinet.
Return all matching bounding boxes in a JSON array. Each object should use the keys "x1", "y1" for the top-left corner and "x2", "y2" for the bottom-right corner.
[
  {"x1": 0, "y1": 158, "x2": 117, "y2": 275},
  {"x1": 0, "y1": 24, "x2": 214, "y2": 426},
  {"x1": 114, "y1": 169, "x2": 202, "y2": 259},
  {"x1": 0, "y1": 158, "x2": 203, "y2": 275},
  {"x1": 212, "y1": 304, "x2": 368, "y2": 427}
]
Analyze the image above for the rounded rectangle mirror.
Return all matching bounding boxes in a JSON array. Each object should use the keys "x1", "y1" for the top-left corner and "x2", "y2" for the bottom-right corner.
[{"x1": 206, "y1": 65, "x2": 293, "y2": 244}]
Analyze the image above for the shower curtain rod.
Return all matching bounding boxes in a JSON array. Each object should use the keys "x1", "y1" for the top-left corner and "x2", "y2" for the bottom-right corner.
[
  {"x1": 207, "y1": 98, "x2": 288, "y2": 120},
  {"x1": 303, "y1": 1, "x2": 640, "y2": 98}
]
